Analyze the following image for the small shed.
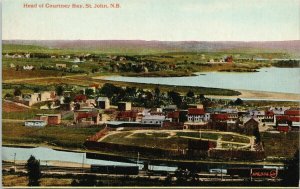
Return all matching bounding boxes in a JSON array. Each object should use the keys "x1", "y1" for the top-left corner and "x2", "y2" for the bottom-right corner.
[{"x1": 25, "y1": 120, "x2": 47, "y2": 127}]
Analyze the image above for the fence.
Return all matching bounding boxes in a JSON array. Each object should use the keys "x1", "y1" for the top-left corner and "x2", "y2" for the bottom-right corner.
[{"x1": 209, "y1": 149, "x2": 265, "y2": 160}]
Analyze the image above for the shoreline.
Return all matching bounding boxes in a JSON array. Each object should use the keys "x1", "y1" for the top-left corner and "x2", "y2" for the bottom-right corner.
[
  {"x1": 207, "y1": 89, "x2": 300, "y2": 101},
  {"x1": 94, "y1": 75, "x2": 300, "y2": 101}
]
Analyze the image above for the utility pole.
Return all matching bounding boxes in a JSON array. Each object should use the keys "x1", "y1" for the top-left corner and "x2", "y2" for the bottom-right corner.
[
  {"x1": 82, "y1": 154, "x2": 85, "y2": 173},
  {"x1": 199, "y1": 129, "x2": 202, "y2": 139},
  {"x1": 137, "y1": 152, "x2": 140, "y2": 165},
  {"x1": 221, "y1": 164, "x2": 223, "y2": 181}
]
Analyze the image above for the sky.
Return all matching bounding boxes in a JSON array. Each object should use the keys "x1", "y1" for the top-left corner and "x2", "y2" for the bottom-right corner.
[{"x1": 2, "y1": 0, "x2": 300, "y2": 41}]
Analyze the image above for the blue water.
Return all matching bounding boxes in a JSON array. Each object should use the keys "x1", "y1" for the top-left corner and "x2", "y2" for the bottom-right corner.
[{"x1": 102, "y1": 67, "x2": 300, "y2": 94}]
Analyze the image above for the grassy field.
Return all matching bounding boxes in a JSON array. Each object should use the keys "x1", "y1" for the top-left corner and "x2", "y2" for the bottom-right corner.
[
  {"x1": 2, "y1": 107, "x2": 61, "y2": 120},
  {"x1": 261, "y1": 132, "x2": 299, "y2": 158},
  {"x1": 2, "y1": 174, "x2": 72, "y2": 187},
  {"x1": 100, "y1": 130, "x2": 251, "y2": 150},
  {"x1": 2, "y1": 43, "x2": 288, "y2": 81},
  {"x1": 2, "y1": 122, "x2": 103, "y2": 149}
]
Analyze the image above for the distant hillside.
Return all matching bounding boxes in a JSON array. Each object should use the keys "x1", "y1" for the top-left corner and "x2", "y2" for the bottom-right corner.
[{"x1": 3, "y1": 40, "x2": 300, "y2": 55}]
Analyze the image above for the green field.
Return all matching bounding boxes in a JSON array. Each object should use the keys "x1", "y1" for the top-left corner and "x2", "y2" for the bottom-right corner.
[
  {"x1": 2, "y1": 122, "x2": 103, "y2": 149},
  {"x1": 261, "y1": 132, "x2": 299, "y2": 158},
  {"x1": 100, "y1": 130, "x2": 251, "y2": 150}
]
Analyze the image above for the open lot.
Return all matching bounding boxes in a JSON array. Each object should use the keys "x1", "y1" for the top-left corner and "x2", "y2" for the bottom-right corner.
[
  {"x1": 2, "y1": 122, "x2": 103, "y2": 149},
  {"x1": 261, "y1": 132, "x2": 299, "y2": 158},
  {"x1": 100, "y1": 130, "x2": 252, "y2": 150}
]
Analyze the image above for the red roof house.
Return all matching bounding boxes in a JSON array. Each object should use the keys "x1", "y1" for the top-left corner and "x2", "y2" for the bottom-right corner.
[
  {"x1": 211, "y1": 113, "x2": 229, "y2": 121},
  {"x1": 74, "y1": 94, "x2": 87, "y2": 102},
  {"x1": 188, "y1": 108, "x2": 205, "y2": 115},
  {"x1": 284, "y1": 109, "x2": 300, "y2": 116},
  {"x1": 116, "y1": 111, "x2": 138, "y2": 121}
]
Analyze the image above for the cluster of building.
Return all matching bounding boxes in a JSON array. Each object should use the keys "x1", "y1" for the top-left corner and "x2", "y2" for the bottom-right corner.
[
  {"x1": 4, "y1": 53, "x2": 31, "y2": 59},
  {"x1": 19, "y1": 88, "x2": 300, "y2": 134},
  {"x1": 207, "y1": 56, "x2": 233, "y2": 64}
]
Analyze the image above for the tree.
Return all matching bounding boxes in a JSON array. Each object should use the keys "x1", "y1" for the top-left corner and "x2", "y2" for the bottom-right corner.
[
  {"x1": 234, "y1": 98, "x2": 243, "y2": 106},
  {"x1": 4, "y1": 93, "x2": 13, "y2": 98},
  {"x1": 154, "y1": 86, "x2": 161, "y2": 98},
  {"x1": 199, "y1": 94, "x2": 205, "y2": 101},
  {"x1": 99, "y1": 83, "x2": 118, "y2": 98},
  {"x1": 186, "y1": 90, "x2": 195, "y2": 104},
  {"x1": 186, "y1": 90, "x2": 195, "y2": 98},
  {"x1": 63, "y1": 96, "x2": 72, "y2": 104},
  {"x1": 85, "y1": 88, "x2": 94, "y2": 97},
  {"x1": 168, "y1": 91, "x2": 182, "y2": 107},
  {"x1": 33, "y1": 86, "x2": 41, "y2": 93},
  {"x1": 26, "y1": 155, "x2": 41, "y2": 186},
  {"x1": 55, "y1": 85, "x2": 64, "y2": 96},
  {"x1": 13, "y1": 88, "x2": 22, "y2": 96},
  {"x1": 282, "y1": 150, "x2": 299, "y2": 187}
]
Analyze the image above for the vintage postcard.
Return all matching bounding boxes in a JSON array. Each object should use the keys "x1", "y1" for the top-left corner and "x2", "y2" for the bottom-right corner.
[{"x1": 2, "y1": 0, "x2": 300, "y2": 188}]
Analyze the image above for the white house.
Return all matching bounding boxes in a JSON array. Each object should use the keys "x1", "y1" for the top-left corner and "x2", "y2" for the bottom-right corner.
[
  {"x1": 187, "y1": 108, "x2": 206, "y2": 122},
  {"x1": 22, "y1": 93, "x2": 40, "y2": 106},
  {"x1": 96, "y1": 97, "x2": 110, "y2": 109},
  {"x1": 270, "y1": 107, "x2": 290, "y2": 115},
  {"x1": 23, "y1": 65, "x2": 34, "y2": 70},
  {"x1": 142, "y1": 115, "x2": 165, "y2": 126}
]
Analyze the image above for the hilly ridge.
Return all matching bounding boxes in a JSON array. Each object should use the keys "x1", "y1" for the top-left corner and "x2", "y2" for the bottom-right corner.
[{"x1": 3, "y1": 40, "x2": 300, "y2": 55}]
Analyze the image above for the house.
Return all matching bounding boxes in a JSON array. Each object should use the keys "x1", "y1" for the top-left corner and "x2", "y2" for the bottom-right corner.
[
  {"x1": 23, "y1": 65, "x2": 34, "y2": 70},
  {"x1": 211, "y1": 113, "x2": 228, "y2": 122},
  {"x1": 162, "y1": 105, "x2": 177, "y2": 113},
  {"x1": 4, "y1": 54, "x2": 11, "y2": 58},
  {"x1": 270, "y1": 107, "x2": 289, "y2": 115},
  {"x1": 277, "y1": 124, "x2": 290, "y2": 132},
  {"x1": 243, "y1": 118, "x2": 259, "y2": 135},
  {"x1": 20, "y1": 91, "x2": 56, "y2": 106},
  {"x1": 167, "y1": 111, "x2": 180, "y2": 122},
  {"x1": 22, "y1": 93, "x2": 40, "y2": 106},
  {"x1": 184, "y1": 122, "x2": 209, "y2": 130},
  {"x1": 74, "y1": 94, "x2": 87, "y2": 103},
  {"x1": 276, "y1": 109, "x2": 300, "y2": 127},
  {"x1": 74, "y1": 108, "x2": 100, "y2": 125},
  {"x1": 13, "y1": 54, "x2": 24, "y2": 58},
  {"x1": 56, "y1": 64, "x2": 67, "y2": 69},
  {"x1": 116, "y1": 110, "x2": 138, "y2": 122},
  {"x1": 248, "y1": 110, "x2": 265, "y2": 122},
  {"x1": 223, "y1": 108, "x2": 238, "y2": 121},
  {"x1": 24, "y1": 120, "x2": 47, "y2": 127},
  {"x1": 188, "y1": 104, "x2": 204, "y2": 109},
  {"x1": 39, "y1": 102, "x2": 60, "y2": 110},
  {"x1": 35, "y1": 114, "x2": 61, "y2": 125},
  {"x1": 187, "y1": 108, "x2": 208, "y2": 122},
  {"x1": 89, "y1": 84, "x2": 100, "y2": 89},
  {"x1": 225, "y1": 56, "x2": 233, "y2": 63},
  {"x1": 96, "y1": 97, "x2": 110, "y2": 109},
  {"x1": 284, "y1": 109, "x2": 300, "y2": 118},
  {"x1": 118, "y1": 102, "x2": 131, "y2": 111},
  {"x1": 142, "y1": 115, "x2": 165, "y2": 126},
  {"x1": 40, "y1": 91, "x2": 56, "y2": 101},
  {"x1": 263, "y1": 110, "x2": 275, "y2": 124},
  {"x1": 149, "y1": 108, "x2": 164, "y2": 116}
]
